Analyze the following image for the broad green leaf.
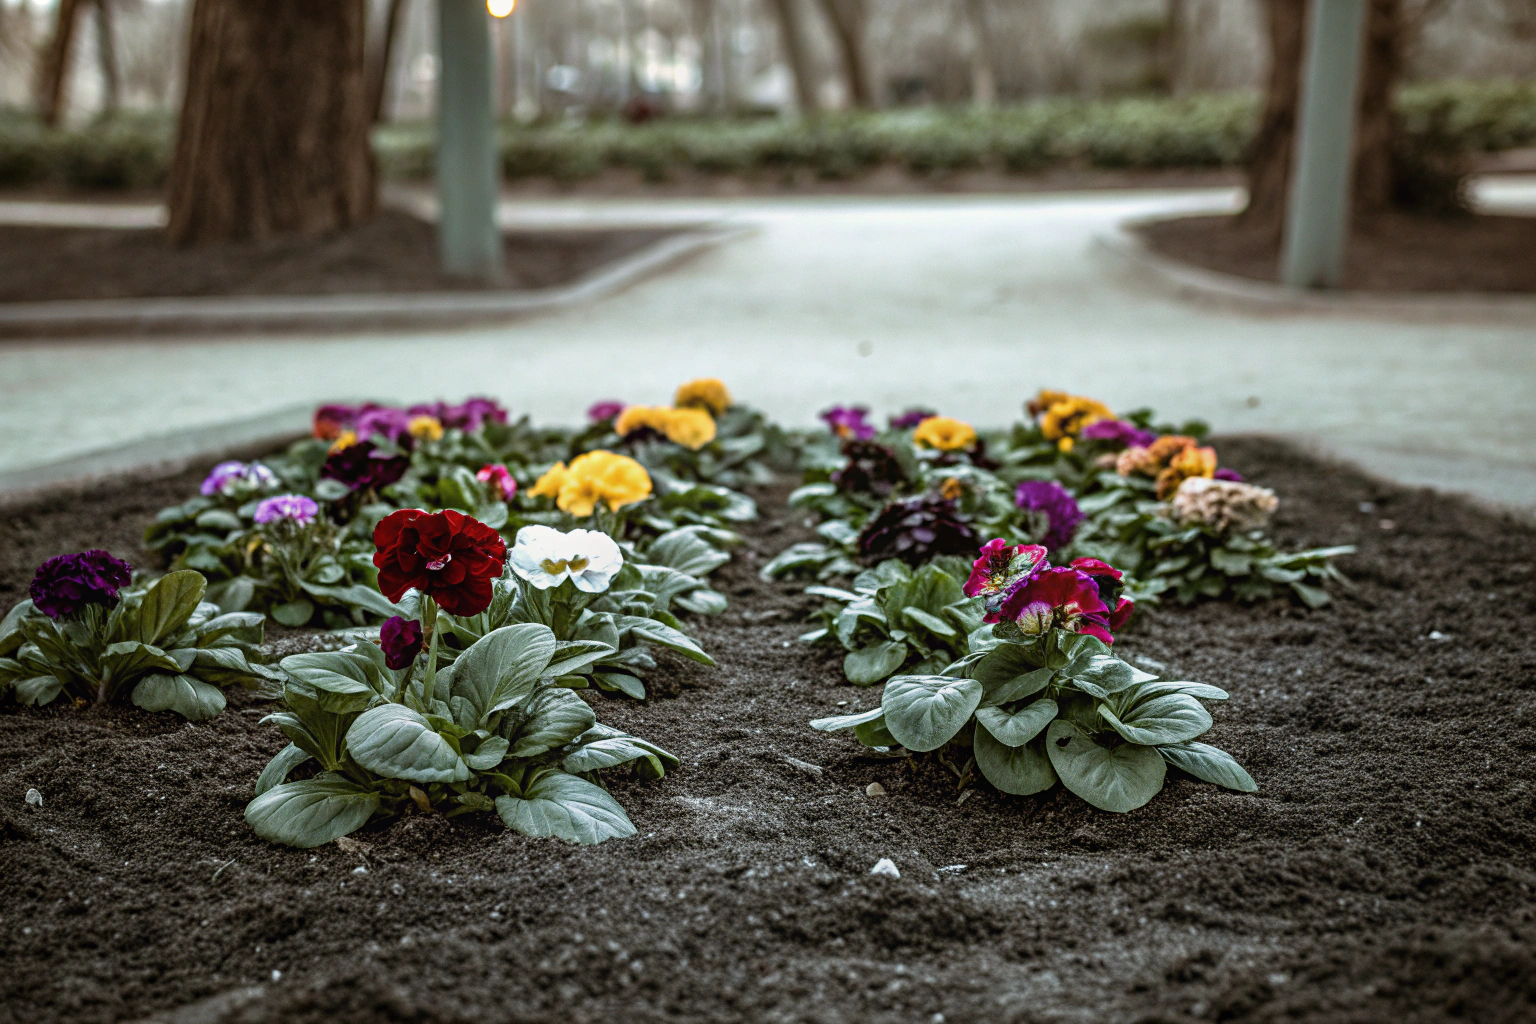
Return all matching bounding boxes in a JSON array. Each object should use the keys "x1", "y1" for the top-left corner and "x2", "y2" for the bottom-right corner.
[
  {"x1": 446, "y1": 623, "x2": 557, "y2": 722},
  {"x1": 810, "y1": 706, "x2": 884, "y2": 732},
  {"x1": 1290, "y1": 582, "x2": 1331, "y2": 609},
  {"x1": 1159, "y1": 741, "x2": 1258, "y2": 792},
  {"x1": 644, "y1": 529, "x2": 732, "y2": 578},
  {"x1": 981, "y1": 666, "x2": 1054, "y2": 708},
  {"x1": 508, "y1": 686, "x2": 597, "y2": 757},
  {"x1": 137, "y1": 571, "x2": 207, "y2": 646},
  {"x1": 903, "y1": 607, "x2": 957, "y2": 638},
  {"x1": 298, "y1": 582, "x2": 402, "y2": 620},
  {"x1": 1124, "y1": 680, "x2": 1229, "y2": 703},
  {"x1": 974, "y1": 644, "x2": 1053, "y2": 704},
  {"x1": 191, "y1": 646, "x2": 269, "y2": 688},
  {"x1": 881, "y1": 675, "x2": 983, "y2": 752},
  {"x1": 463, "y1": 735, "x2": 510, "y2": 771},
  {"x1": 974, "y1": 729, "x2": 1057, "y2": 796},
  {"x1": 976, "y1": 697, "x2": 1058, "y2": 747},
  {"x1": 625, "y1": 618, "x2": 715, "y2": 666},
  {"x1": 255, "y1": 742, "x2": 313, "y2": 796},
  {"x1": 1099, "y1": 693, "x2": 1212, "y2": 746},
  {"x1": 853, "y1": 715, "x2": 898, "y2": 747},
  {"x1": 215, "y1": 576, "x2": 257, "y2": 614},
  {"x1": 14, "y1": 674, "x2": 63, "y2": 706},
  {"x1": 103, "y1": 641, "x2": 183, "y2": 681},
  {"x1": 280, "y1": 651, "x2": 381, "y2": 703},
  {"x1": 271, "y1": 600, "x2": 315, "y2": 627},
  {"x1": 593, "y1": 671, "x2": 646, "y2": 699},
  {"x1": 843, "y1": 640, "x2": 909, "y2": 685},
  {"x1": 0, "y1": 599, "x2": 33, "y2": 657},
  {"x1": 562, "y1": 729, "x2": 677, "y2": 779},
  {"x1": 131, "y1": 673, "x2": 226, "y2": 721},
  {"x1": 195, "y1": 611, "x2": 266, "y2": 647},
  {"x1": 544, "y1": 639, "x2": 615, "y2": 679},
  {"x1": 675, "y1": 587, "x2": 729, "y2": 616},
  {"x1": 1065, "y1": 654, "x2": 1151, "y2": 694},
  {"x1": 1046, "y1": 720, "x2": 1165, "y2": 813},
  {"x1": 805, "y1": 586, "x2": 860, "y2": 603},
  {"x1": 245, "y1": 775, "x2": 379, "y2": 848},
  {"x1": 346, "y1": 704, "x2": 469, "y2": 783},
  {"x1": 495, "y1": 772, "x2": 637, "y2": 844}
]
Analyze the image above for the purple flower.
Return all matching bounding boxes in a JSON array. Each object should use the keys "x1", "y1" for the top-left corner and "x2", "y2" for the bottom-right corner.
[
  {"x1": 1014, "y1": 480, "x2": 1085, "y2": 551},
  {"x1": 379, "y1": 615, "x2": 424, "y2": 670},
  {"x1": 28, "y1": 550, "x2": 132, "y2": 620},
  {"x1": 411, "y1": 398, "x2": 509, "y2": 432},
  {"x1": 587, "y1": 400, "x2": 625, "y2": 423},
  {"x1": 321, "y1": 442, "x2": 410, "y2": 493},
  {"x1": 821, "y1": 405, "x2": 875, "y2": 441},
  {"x1": 254, "y1": 494, "x2": 319, "y2": 526},
  {"x1": 201, "y1": 460, "x2": 276, "y2": 497},
  {"x1": 889, "y1": 408, "x2": 937, "y2": 430},
  {"x1": 1215, "y1": 468, "x2": 1245, "y2": 482},
  {"x1": 354, "y1": 406, "x2": 414, "y2": 444},
  {"x1": 1080, "y1": 419, "x2": 1158, "y2": 450}
]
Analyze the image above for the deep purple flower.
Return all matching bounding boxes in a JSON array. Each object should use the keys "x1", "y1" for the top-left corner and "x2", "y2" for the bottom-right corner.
[
  {"x1": 1080, "y1": 419, "x2": 1158, "y2": 450},
  {"x1": 1215, "y1": 468, "x2": 1245, "y2": 482},
  {"x1": 254, "y1": 494, "x2": 320, "y2": 526},
  {"x1": 379, "y1": 615, "x2": 424, "y2": 670},
  {"x1": 889, "y1": 408, "x2": 937, "y2": 430},
  {"x1": 587, "y1": 400, "x2": 625, "y2": 423},
  {"x1": 321, "y1": 442, "x2": 410, "y2": 493},
  {"x1": 857, "y1": 494, "x2": 979, "y2": 566},
  {"x1": 832, "y1": 439, "x2": 907, "y2": 497},
  {"x1": 29, "y1": 550, "x2": 132, "y2": 620},
  {"x1": 1014, "y1": 480, "x2": 1085, "y2": 551},
  {"x1": 821, "y1": 405, "x2": 875, "y2": 441}
]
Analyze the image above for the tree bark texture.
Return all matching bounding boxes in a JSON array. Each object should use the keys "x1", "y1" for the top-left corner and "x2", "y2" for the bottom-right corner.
[
  {"x1": 36, "y1": 0, "x2": 84, "y2": 127},
  {"x1": 94, "y1": 0, "x2": 119, "y2": 115},
  {"x1": 766, "y1": 0, "x2": 818, "y2": 113},
  {"x1": 817, "y1": 0, "x2": 872, "y2": 107},
  {"x1": 167, "y1": 0, "x2": 375, "y2": 246},
  {"x1": 961, "y1": 0, "x2": 997, "y2": 106},
  {"x1": 1351, "y1": 0, "x2": 1401, "y2": 216},
  {"x1": 1240, "y1": 0, "x2": 1305, "y2": 238},
  {"x1": 367, "y1": 0, "x2": 408, "y2": 123}
]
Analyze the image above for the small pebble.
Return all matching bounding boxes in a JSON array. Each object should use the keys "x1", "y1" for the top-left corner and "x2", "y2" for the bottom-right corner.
[
  {"x1": 1379, "y1": 519, "x2": 1396, "y2": 531},
  {"x1": 352, "y1": 866, "x2": 368, "y2": 875},
  {"x1": 1427, "y1": 630, "x2": 1451, "y2": 642},
  {"x1": 24, "y1": 788, "x2": 42, "y2": 807},
  {"x1": 1359, "y1": 501, "x2": 1376, "y2": 513},
  {"x1": 865, "y1": 782, "x2": 887, "y2": 798},
  {"x1": 271, "y1": 970, "x2": 282, "y2": 982},
  {"x1": 870, "y1": 858, "x2": 900, "y2": 879}
]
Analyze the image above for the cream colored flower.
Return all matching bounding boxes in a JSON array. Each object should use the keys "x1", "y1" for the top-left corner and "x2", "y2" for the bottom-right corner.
[
  {"x1": 1170, "y1": 477, "x2": 1279, "y2": 535},
  {"x1": 509, "y1": 525, "x2": 624, "y2": 593}
]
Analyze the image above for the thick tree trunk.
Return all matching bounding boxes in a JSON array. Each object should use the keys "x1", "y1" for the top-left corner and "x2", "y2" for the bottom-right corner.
[
  {"x1": 766, "y1": 0, "x2": 817, "y2": 113},
  {"x1": 36, "y1": 0, "x2": 84, "y2": 127},
  {"x1": 167, "y1": 0, "x2": 375, "y2": 245},
  {"x1": 1352, "y1": 0, "x2": 1400, "y2": 217},
  {"x1": 94, "y1": 0, "x2": 119, "y2": 115},
  {"x1": 367, "y1": 0, "x2": 408, "y2": 123},
  {"x1": 1240, "y1": 0, "x2": 1305, "y2": 239},
  {"x1": 817, "y1": 0, "x2": 872, "y2": 108}
]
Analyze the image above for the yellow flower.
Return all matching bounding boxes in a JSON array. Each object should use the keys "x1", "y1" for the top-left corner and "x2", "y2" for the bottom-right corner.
[
  {"x1": 913, "y1": 416, "x2": 977, "y2": 452},
  {"x1": 1026, "y1": 389, "x2": 1073, "y2": 418},
  {"x1": 530, "y1": 461, "x2": 569, "y2": 499},
  {"x1": 674, "y1": 378, "x2": 732, "y2": 416},
  {"x1": 940, "y1": 476, "x2": 964, "y2": 501},
  {"x1": 1040, "y1": 396, "x2": 1114, "y2": 444},
  {"x1": 661, "y1": 407, "x2": 716, "y2": 450},
  {"x1": 1156, "y1": 445, "x2": 1218, "y2": 499},
  {"x1": 328, "y1": 430, "x2": 358, "y2": 454},
  {"x1": 407, "y1": 415, "x2": 444, "y2": 441},
  {"x1": 556, "y1": 450, "x2": 653, "y2": 516},
  {"x1": 614, "y1": 405, "x2": 669, "y2": 438}
]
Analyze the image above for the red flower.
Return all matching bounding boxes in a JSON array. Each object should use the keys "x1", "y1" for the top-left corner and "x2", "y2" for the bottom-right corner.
[
  {"x1": 372, "y1": 509, "x2": 506, "y2": 616},
  {"x1": 1109, "y1": 597, "x2": 1135, "y2": 631}
]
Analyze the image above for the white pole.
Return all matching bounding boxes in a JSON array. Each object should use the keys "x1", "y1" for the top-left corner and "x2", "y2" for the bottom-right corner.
[{"x1": 437, "y1": 0, "x2": 504, "y2": 280}]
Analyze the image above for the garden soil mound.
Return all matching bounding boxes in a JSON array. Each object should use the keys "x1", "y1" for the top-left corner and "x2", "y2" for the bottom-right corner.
[
  {"x1": 0, "y1": 210, "x2": 679, "y2": 303},
  {"x1": 1, "y1": 437, "x2": 1534, "y2": 1024}
]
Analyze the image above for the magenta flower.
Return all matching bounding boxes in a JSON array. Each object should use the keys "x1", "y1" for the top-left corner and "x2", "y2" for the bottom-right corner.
[
  {"x1": 379, "y1": 615, "x2": 424, "y2": 670},
  {"x1": 29, "y1": 550, "x2": 132, "y2": 620},
  {"x1": 996, "y1": 566, "x2": 1113, "y2": 642},
  {"x1": 587, "y1": 400, "x2": 625, "y2": 423},
  {"x1": 963, "y1": 539, "x2": 1047, "y2": 599},
  {"x1": 889, "y1": 408, "x2": 937, "y2": 430},
  {"x1": 1080, "y1": 419, "x2": 1158, "y2": 449},
  {"x1": 1215, "y1": 468, "x2": 1245, "y2": 482},
  {"x1": 354, "y1": 406, "x2": 414, "y2": 444},
  {"x1": 1014, "y1": 480, "x2": 1085, "y2": 551},
  {"x1": 254, "y1": 494, "x2": 319, "y2": 526},
  {"x1": 821, "y1": 405, "x2": 875, "y2": 441},
  {"x1": 409, "y1": 398, "x2": 509, "y2": 432},
  {"x1": 477, "y1": 463, "x2": 518, "y2": 500}
]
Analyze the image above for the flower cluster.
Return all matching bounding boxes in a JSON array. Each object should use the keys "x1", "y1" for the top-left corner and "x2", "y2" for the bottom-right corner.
[
  {"x1": 1116, "y1": 435, "x2": 1219, "y2": 499},
  {"x1": 615, "y1": 405, "x2": 717, "y2": 450},
  {"x1": 1170, "y1": 477, "x2": 1279, "y2": 535},
  {"x1": 964, "y1": 539, "x2": 1132, "y2": 644},
  {"x1": 1079, "y1": 419, "x2": 1157, "y2": 450},
  {"x1": 509, "y1": 525, "x2": 624, "y2": 593},
  {"x1": 320, "y1": 440, "x2": 410, "y2": 494},
  {"x1": 1030, "y1": 390, "x2": 1115, "y2": 452},
  {"x1": 373, "y1": 508, "x2": 507, "y2": 616},
  {"x1": 312, "y1": 398, "x2": 507, "y2": 443},
  {"x1": 673, "y1": 378, "x2": 733, "y2": 416},
  {"x1": 1014, "y1": 479, "x2": 1084, "y2": 551},
  {"x1": 253, "y1": 494, "x2": 319, "y2": 527},
  {"x1": 29, "y1": 550, "x2": 133, "y2": 620},
  {"x1": 912, "y1": 416, "x2": 977, "y2": 452},
  {"x1": 200, "y1": 460, "x2": 277, "y2": 498},
  {"x1": 858, "y1": 494, "x2": 979, "y2": 566},
  {"x1": 530, "y1": 450, "x2": 653, "y2": 517},
  {"x1": 822, "y1": 405, "x2": 875, "y2": 441}
]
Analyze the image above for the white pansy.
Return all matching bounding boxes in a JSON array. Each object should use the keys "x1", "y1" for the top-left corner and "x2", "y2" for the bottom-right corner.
[{"x1": 508, "y1": 524, "x2": 624, "y2": 593}]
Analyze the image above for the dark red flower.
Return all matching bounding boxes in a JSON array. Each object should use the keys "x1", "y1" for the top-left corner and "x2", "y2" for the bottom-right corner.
[
  {"x1": 379, "y1": 615, "x2": 424, "y2": 670},
  {"x1": 321, "y1": 442, "x2": 410, "y2": 494},
  {"x1": 372, "y1": 509, "x2": 507, "y2": 616}
]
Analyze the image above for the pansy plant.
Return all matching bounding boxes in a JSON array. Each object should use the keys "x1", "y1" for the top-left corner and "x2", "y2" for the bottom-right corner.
[{"x1": 811, "y1": 541, "x2": 1255, "y2": 812}]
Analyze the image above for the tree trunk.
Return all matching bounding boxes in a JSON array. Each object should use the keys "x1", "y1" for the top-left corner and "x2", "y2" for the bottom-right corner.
[
  {"x1": 167, "y1": 0, "x2": 375, "y2": 245},
  {"x1": 367, "y1": 0, "x2": 407, "y2": 123},
  {"x1": 766, "y1": 0, "x2": 817, "y2": 113},
  {"x1": 1240, "y1": 0, "x2": 1305, "y2": 239},
  {"x1": 1352, "y1": 0, "x2": 1400, "y2": 217},
  {"x1": 960, "y1": 0, "x2": 996, "y2": 106},
  {"x1": 36, "y1": 0, "x2": 84, "y2": 127},
  {"x1": 94, "y1": 0, "x2": 119, "y2": 115},
  {"x1": 817, "y1": 0, "x2": 872, "y2": 108}
]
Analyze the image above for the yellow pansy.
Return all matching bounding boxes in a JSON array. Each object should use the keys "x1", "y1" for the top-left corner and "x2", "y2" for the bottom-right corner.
[
  {"x1": 913, "y1": 416, "x2": 977, "y2": 452},
  {"x1": 674, "y1": 378, "x2": 732, "y2": 416},
  {"x1": 1040, "y1": 395, "x2": 1114, "y2": 451},
  {"x1": 530, "y1": 461, "x2": 569, "y2": 500},
  {"x1": 557, "y1": 450, "x2": 653, "y2": 516},
  {"x1": 661, "y1": 407, "x2": 716, "y2": 450},
  {"x1": 407, "y1": 415, "x2": 444, "y2": 441},
  {"x1": 328, "y1": 430, "x2": 358, "y2": 454}
]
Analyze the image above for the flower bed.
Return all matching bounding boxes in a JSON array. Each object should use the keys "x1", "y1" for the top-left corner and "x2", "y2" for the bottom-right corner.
[{"x1": 2, "y1": 435, "x2": 1534, "y2": 1023}]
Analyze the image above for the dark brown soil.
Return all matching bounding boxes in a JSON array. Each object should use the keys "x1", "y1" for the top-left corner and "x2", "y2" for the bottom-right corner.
[
  {"x1": 1139, "y1": 212, "x2": 1536, "y2": 293},
  {"x1": 2, "y1": 438, "x2": 1535, "y2": 1024},
  {"x1": 0, "y1": 210, "x2": 680, "y2": 302}
]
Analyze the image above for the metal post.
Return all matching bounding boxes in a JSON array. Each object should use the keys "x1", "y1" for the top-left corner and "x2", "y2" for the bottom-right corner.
[
  {"x1": 1280, "y1": 0, "x2": 1368, "y2": 290},
  {"x1": 437, "y1": 0, "x2": 504, "y2": 280}
]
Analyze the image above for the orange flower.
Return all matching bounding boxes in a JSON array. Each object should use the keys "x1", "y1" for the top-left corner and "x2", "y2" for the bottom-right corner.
[
  {"x1": 1147, "y1": 435, "x2": 1198, "y2": 465},
  {"x1": 940, "y1": 476, "x2": 964, "y2": 501},
  {"x1": 913, "y1": 416, "x2": 977, "y2": 452},
  {"x1": 328, "y1": 430, "x2": 358, "y2": 454},
  {"x1": 1156, "y1": 445, "x2": 1217, "y2": 499},
  {"x1": 674, "y1": 378, "x2": 732, "y2": 416}
]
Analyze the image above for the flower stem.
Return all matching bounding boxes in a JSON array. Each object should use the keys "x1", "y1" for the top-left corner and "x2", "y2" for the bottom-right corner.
[{"x1": 420, "y1": 595, "x2": 440, "y2": 712}]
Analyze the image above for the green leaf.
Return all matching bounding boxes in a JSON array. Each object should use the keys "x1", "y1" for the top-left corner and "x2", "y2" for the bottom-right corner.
[
  {"x1": 196, "y1": 611, "x2": 266, "y2": 647},
  {"x1": 103, "y1": 640, "x2": 184, "y2": 681},
  {"x1": 445, "y1": 623, "x2": 556, "y2": 722},
  {"x1": 1159, "y1": 741, "x2": 1258, "y2": 792},
  {"x1": 880, "y1": 675, "x2": 983, "y2": 752},
  {"x1": 0, "y1": 599, "x2": 33, "y2": 657},
  {"x1": 1065, "y1": 654, "x2": 1151, "y2": 694},
  {"x1": 675, "y1": 587, "x2": 729, "y2": 616},
  {"x1": 1125, "y1": 680, "x2": 1229, "y2": 703},
  {"x1": 463, "y1": 735, "x2": 510, "y2": 771},
  {"x1": 544, "y1": 639, "x2": 615, "y2": 679},
  {"x1": 245, "y1": 775, "x2": 379, "y2": 848},
  {"x1": 298, "y1": 582, "x2": 402, "y2": 620},
  {"x1": 508, "y1": 686, "x2": 597, "y2": 757},
  {"x1": 974, "y1": 644, "x2": 1053, "y2": 705},
  {"x1": 974, "y1": 729, "x2": 1057, "y2": 796},
  {"x1": 345, "y1": 704, "x2": 469, "y2": 783},
  {"x1": 843, "y1": 640, "x2": 909, "y2": 685},
  {"x1": 903, "y1": 606, "x2": 957, "y2": 639},
  {"x1": 809, "y1": 706, "x2": 885, "y2": 732},
  {"x1": 976, "y1": 697, "x2": 1058, "y2": 747},
  {"x1": 1290, "y1": 581, "x2": 1332, "y2": 608},
  {"x1": 280, "y1": 650, "x2": 382, "y2": 706},
  {"x1": 562, "y1": 728, "x2": 677, "y2": 779},
  {"x1": 644, "y1": 528, "x2": 732, "y2": 578},
  {"x1": 137, "y1": 571, "x2": 208, "y2": 646},
  {"x1": 255, "y1": 743, "x2": 313, "y2": 796},
  {"x1": 271, "y1": 600, "x2": 315, "y2": 627},
  {"x1": 1046, "y1": 720, "x2": 1165, "y2": 813},
  {"x1": 131, "y1": 674, "x2": 226, "y2": 721},
  {"x1": 593, "y1": 671, "x2": 646, "y2": 698},
  {"x1": 14, "y1": 674, "x2": 63, "y2": 706},
  {"x1": 495, "y1": 772, "x2": 637, "y2": 844},
  {"x1": 853, "y1": 716, "x2": 899, "y2": 747},
  {"x1": 624, "y1": 618, "x2": 715, "y2": 666},
  {"x1": 1099, "y1": 693, "x2": 1212, "y2": 746}
]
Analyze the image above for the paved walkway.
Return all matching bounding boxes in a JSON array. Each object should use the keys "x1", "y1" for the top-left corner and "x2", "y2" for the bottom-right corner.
[{"x1": 0, "y1": 186, "x2": 1533, "y2": 510}]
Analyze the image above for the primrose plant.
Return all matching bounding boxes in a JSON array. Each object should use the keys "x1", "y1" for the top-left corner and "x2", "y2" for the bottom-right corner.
[
  {"x1": 246, "y1": 510, "x2": 676, "y2": 849},
  {"x1": 812, "y1": 540, "x2": 1256, "y2": 812},
  {"x1": 0, "y1": 552, "x2": 278, "y2": 720}
]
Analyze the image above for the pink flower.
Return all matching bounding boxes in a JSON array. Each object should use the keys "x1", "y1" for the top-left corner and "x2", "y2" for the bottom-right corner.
[
  {"x1": 820, "y1": 405, "x2": 875, "y2": 441},
  {"x1": 477, "y1": 463, "x2": 518, "y2": 500},
  {"x1": 996, "y1": 566, "x2": 1110, "y2": 638},
  {"x1": 963, "y1": 539, "x2": 1047, "y2": 599},
  {"x1": 587, "y1": 400, "x2": 625, "y2": 423}
]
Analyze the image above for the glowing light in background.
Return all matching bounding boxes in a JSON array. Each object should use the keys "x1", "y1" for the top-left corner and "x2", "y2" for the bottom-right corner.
[{"x1": 488, "y1": 0, "x2": 515, "y2": 16}]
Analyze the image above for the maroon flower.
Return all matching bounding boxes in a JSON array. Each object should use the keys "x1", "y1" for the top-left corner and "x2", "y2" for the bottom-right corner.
[
  {"x1": 379, "y1": 615, "x2": 424, "y2": 670},
  {"x1": 29, "y1": 550, "x2": 132, "y2": 620},
  {"x1": 321, "y1": 441, "x2": 410, "y2": 494},
  {"x1": 372, "y1": 509, "x2": 507, "y2": 616},
  {"x1": 832, "y1": 439, "x2": 907, "y2": 497},
  {"x1": 996, "y1": 566, "x2": 1112, "y2": 641},
  {"x1": 964, "y1": 539, "x2": 1047, "y2": 600},
  {"x1": 857, "y1": 494, "x2": 979, "y2": 567}
]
